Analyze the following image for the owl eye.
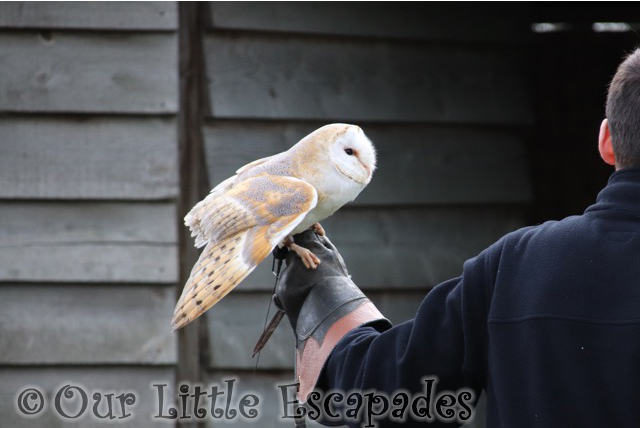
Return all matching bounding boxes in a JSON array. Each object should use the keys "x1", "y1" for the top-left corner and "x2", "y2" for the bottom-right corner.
[{"x1": 344, "y1": 148, "x2": 354, "y2": 155}]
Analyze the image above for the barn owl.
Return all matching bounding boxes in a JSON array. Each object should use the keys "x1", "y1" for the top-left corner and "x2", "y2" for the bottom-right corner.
[{"x1": 172, "y1": 124, "x2": 376, "y2": 331}]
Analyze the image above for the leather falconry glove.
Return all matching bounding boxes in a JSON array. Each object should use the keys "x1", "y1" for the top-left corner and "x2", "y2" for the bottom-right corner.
[{"x1": 274, "y1": 229, "x2": 391, "y2": 403}]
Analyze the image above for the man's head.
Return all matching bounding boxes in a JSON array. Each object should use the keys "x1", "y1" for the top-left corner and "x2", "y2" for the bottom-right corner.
[{"x1": 601, "y1": 48, "x2": 640, "y2": 169}]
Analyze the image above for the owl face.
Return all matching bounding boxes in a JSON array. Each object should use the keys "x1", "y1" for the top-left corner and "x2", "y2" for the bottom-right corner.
[{"x1": 329, "y1": 125, "x2": 377, "y2": 185}]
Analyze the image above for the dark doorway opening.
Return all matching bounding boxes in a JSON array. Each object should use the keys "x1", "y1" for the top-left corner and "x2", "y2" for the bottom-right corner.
[{"x1": 529, "y1": 4, "x2": 640, "y2": 222}]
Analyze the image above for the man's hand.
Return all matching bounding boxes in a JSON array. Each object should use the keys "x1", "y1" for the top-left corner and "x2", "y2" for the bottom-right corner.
[
  {"x1": 275, "y1": 229, "x2": 351, "y2": 332},
  {"x1": 273, "y1": 229, "x2": 390, "y2": 403}
]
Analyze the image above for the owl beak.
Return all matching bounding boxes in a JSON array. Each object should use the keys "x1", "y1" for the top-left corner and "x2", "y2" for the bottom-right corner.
[{"x1": 357, "y1": 157, "x2": 371, "y2": 179}]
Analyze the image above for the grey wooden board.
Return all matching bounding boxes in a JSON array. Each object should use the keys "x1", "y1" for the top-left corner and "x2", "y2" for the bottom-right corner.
[
  {"x1": 0, "y1": 367, "x2": 175, "y2": 427},
  {"x1": 204, "y1": 35, "x2": 533, "y2": 124},
  {"x1": 206, "y1": 291, "x2": 430, "y2": 370},
  {"x1": 0, "y1": 32, "x2": 177, "y2": 113},
  {"x1": 0, "y1": 117, "x2": 178, "y2": 200},
  {"x1": 0, "y1": 284, "x2": 176, "y2": 364},
  {"x1": 209, "y1": 2, "x2": 530, "y2": 45},
  {"x1": 205, "y1": 371, "x2": 325, "y2": 427},
  {"x1": 181, "y1": 205, "x2": 525, "y2": 292},
  {"x1": 0, "y1": 2, "x2": 177, "y2": 30},
  {"x1": 206, "y1": 293, "x2": 295, "y2": 370},
  {"x1": 203, "y1": 122, "x2": 533, "y2": 205},
  {"x1": 0, "y1": 202, "x2": 178, "y2": 283}
]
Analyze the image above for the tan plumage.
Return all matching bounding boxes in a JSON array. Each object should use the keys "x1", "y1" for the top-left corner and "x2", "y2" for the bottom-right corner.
[{"x1": 172, "y1": 124, "x2": 376, "y2": 331}]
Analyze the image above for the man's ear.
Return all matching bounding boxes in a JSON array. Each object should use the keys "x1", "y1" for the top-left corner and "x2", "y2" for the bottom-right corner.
[{"x1": 598, "y1": 118, "x2": 616, "y2": 167}]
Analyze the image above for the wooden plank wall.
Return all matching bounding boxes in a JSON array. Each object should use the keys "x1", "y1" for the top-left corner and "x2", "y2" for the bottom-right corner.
[
  {"x1": 0, "y1": 3, "x2": 534, "y2": 427},
  {"x1": 0, "y1": 3, "x2": 178, "y2": 427},
  {"x1": 202, "y1": 3, "x2": 533, "y2": 427}
]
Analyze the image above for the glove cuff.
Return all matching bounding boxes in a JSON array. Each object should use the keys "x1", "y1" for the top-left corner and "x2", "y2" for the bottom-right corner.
[
  {"x1": 296, "y1": 276, "x2": 367, "y2": 343},
  {"x1": 294, "y1": 276, "x2": 390, "y2": 403}
]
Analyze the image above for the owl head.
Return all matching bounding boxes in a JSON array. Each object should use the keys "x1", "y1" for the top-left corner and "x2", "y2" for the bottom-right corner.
[{"x1": 322, "y1": 123, "x2": 377, "y2": 185}]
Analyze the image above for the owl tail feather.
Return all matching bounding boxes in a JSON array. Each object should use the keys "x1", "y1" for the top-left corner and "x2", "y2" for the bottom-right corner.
[{"x1": 172, "y1": 226, "x2": 273, "y2": 331}]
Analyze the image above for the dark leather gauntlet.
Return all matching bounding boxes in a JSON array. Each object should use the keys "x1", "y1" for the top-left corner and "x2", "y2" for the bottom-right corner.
[{"x1": 275, "y1": 230, "x2": 391, "y2": 402}]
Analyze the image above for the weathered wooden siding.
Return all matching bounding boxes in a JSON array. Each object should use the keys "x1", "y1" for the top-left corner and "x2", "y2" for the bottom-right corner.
[
  {"x1": 0, "y1": 33, "x2": 177, "y2": 113},
  {"x1": 0, "y1": 117, "x2": 178, "y2": 199},
  {"x1": 0, "y1": 2, "x2": 177, "y2": 30},
  {"x1": 0, "y1": 3, "x2": 178, "y2": 427},
  {"x1": 0, "y1": 202, "x2": 177, "y2": 282},
  {"x1": 0, "y1": 285, "x2": 176, "y2": 364},
  {"x1": 207, "y1": 2, "x2": 529, "y2": 44},
  {"x1": 205, "y1": 35, "x2": 532, "y2": 124},
  {"x1": 0, "y1": 3, "x2": 532, "y2": 427},
  {"x1": 200, "y1": 3, "x2": 533, "y2": 427}
]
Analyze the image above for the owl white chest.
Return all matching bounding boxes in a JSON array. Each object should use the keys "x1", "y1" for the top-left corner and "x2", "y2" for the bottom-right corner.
[{"x1": 292, "y1": 166, "x2": 365, "y2": 235}]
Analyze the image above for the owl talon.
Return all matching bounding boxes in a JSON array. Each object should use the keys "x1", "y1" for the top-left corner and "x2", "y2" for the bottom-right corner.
[
  {"x1": 312, "y1": 223, "x2": 326, "y2": 237},
  {"x1": 288, "y1": 242, "x2": 321, "y2": 269}
]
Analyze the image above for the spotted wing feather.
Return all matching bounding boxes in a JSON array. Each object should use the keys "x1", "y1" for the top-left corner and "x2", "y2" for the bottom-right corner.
[
  {"x1": 172, "y1": 174, "x2": 317, "y2": 330},
  {"x1": 185, "y1": 175, "x2": 237, "y2": 248}
]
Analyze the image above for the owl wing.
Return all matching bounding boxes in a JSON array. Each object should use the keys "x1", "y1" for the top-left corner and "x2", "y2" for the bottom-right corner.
[
  {"x1": 172, "y1": 174, "x2": 317, "y2": 331},
  {"x1": 235, "y1": 153, "x2": 277, "y2": 174},
  {"x1": 184, "y1": 153, "x2": 281, "y2": 248}
]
